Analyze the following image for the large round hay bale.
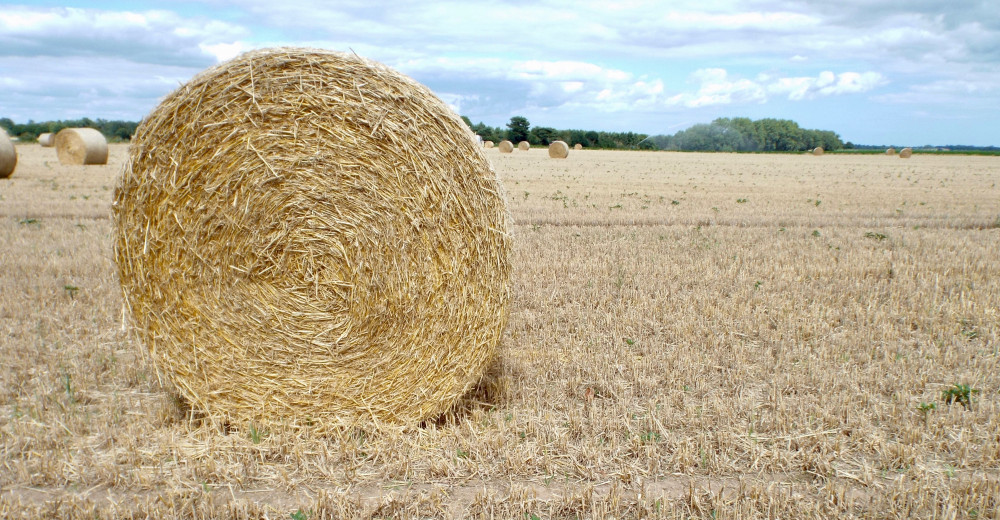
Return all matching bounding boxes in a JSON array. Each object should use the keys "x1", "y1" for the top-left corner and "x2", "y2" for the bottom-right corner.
[
  {"x1": 55, "y1": 128, "x2": 108, "y2": 165},
  {"x1": 517, "y1": 140, "x2": 530, "y2": 151},
  {"x1": 812, "y1": 146, "x2": 824, "y2": 156},
  {"x1": 548, "y1": 140, "x2": 569, "y2": 159},
  {"x1": 113, "y1": 48, "x2": 512, "y2": 429},
  {"x1": 498, "y1": 140, "x2": 514, "y2": 153},
  {"x1": 899, "y1": 147, "x2": 912, "y2": 158},
  {"x1": 0, "y1": 128, "x2": 16, "y2": 179},
  {"x1": 886, "y1": 147, "x2": 896, "y2": 155},
  {"x1": 38, "y1": 132, "x2": 54, "y2": 147},
  {"x1": 574, "y1": 143, "x2": 582, "y2": 150},
  {"x1": 484, "y1": 140, "x2": 494, "y2": 149}
]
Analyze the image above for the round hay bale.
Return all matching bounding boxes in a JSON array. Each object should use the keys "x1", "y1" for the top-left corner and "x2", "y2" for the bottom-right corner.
[
  {"x1": 574, "y1": 143, "x2": 582, "y2": 150},
  {"x1": 812, "y1": 146, "x2": 824, "y2": 156},
  {"x1": 548, "y1": 140, "x2": 569, "y2": 159},
  {"x1": 498, "y1": 140, "x2": 514, "y2": 153},
  {"x1": 899, "y1": 147, "x2": 913, "y2": 158},
  {"x1": 517, "y1": 140, "x2": 530, "y2": 151},
  {"x1": 0, "y1": 128, "x2": 16, "y2": 179},
  {"x1": 38, "y1": 132, "x2": 55, "y2": 147},
  {"x1": 113, "y1": 48, "x2": 512, "y2": 429},
  {"x1": 55, "y1": 128, "x2": 108, "y2": 165},
  {"x1": 886, "y1": 147, "x2": 896, "y2": 155},
  {"x1": 484, "y1": 140, "x2": 494, "y2": 149}
]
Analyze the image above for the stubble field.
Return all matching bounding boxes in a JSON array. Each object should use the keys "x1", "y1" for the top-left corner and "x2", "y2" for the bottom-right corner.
[{"x1": 1, "y1": 144, "x2": 998, "y2": 518}]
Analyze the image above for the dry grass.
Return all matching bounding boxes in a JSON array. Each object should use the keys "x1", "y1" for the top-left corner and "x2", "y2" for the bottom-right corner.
[
  {"x1": 113, "y1": 48, "x2": 511, "y2": 429},
  {"x1": 0, "y1": 128, "x2": 16, "y2": 179},
  {"x1": 38, "y1": 133, "x2": 54, "y2": 148},
  {"x1": 549, "y1": 141, "x2": 569, "y2": 159},
  {"x1": 55, "y1": 128, "x2": 108, "y2": 165},
  {"x1": 518, "y1": 141, "x2": 530, "y2": 151},
  {"x1": 498, "y1": 140, "x2": 513, "y2": 153},
  {"x1": 900, "y1": 148, "x2": 914, "y2": 159},
  {"x1": 2, "y1": 145, "x2": 999, "y2": 518}
]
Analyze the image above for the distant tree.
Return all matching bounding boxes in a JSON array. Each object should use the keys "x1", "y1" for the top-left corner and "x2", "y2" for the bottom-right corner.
[
  {"x1": 460, "y1": 115, "x2": 473, "y2": 128},
  {"x1": 529, "y1": 126, "x2": 557, "y2": 145},
  {"x1": 506, "y1": 116, "x2": 530, "y2": 143}
]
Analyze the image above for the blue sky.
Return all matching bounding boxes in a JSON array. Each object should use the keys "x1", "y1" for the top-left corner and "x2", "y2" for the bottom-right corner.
[{"x1": 1, "y1": 1, "x2": 997, "y2": 145}]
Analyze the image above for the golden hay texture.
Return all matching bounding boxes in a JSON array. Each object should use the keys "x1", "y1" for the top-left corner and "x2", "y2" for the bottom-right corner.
[
  {"x1": 574, "y1": 143, "x2": 583, "y2": 150},
  {"x1": 0, "y1": 127, "x2": 16, "y2": 178},
  {"x1": 548, "y1": 140, "x2": 569, "y2": 159},
  {"x1": 812, "y1": 146, "x2": 824, "y2": 156},
  {"x1": 886, "y1": 147, "x2": 896, "y2": 155},
  {"x1": 518, "y1": 140, "x2": 530, "y2": 151},
  {"x1": 113, "y1": 48, "x2": 512, "y2": 429},
  {"x1": 498, "y1": 140, "x2": 514, "y2": 153},
  {"x1": 55, "y1": 127, "x2": 108, "y2": 165},
  {"x1": 899, "y1": 147, "x2": 913, "y2": 158},
  {"x1": 38, "y1": 132, "x2": 54, "y2": 147},
  {"x1": 485, "y1": 140, "x2": 494, "y2": 148}
]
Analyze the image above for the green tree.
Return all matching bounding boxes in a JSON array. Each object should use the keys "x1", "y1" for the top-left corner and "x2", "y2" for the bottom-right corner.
[
  {"x1": 529, "y1": 126, "x2": 557, "y2": 145},
  {"x1": 506, "y1": 116, "x2": 530, "y2": 143}
]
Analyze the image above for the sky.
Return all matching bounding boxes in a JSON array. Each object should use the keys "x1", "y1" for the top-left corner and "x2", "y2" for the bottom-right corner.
[{"x1": 1, "y1": 1, "x2": 997, "y2": 146}]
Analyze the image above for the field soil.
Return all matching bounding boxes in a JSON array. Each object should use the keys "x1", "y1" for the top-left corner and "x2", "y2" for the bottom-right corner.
[{"x1": 1, "y1": 144, "x2": 998, "y2": 518}]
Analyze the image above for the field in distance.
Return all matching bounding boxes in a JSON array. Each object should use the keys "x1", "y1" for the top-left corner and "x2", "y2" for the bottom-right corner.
[{"x1": 1, "y1": 144, "x2": 998, "y2": 518}]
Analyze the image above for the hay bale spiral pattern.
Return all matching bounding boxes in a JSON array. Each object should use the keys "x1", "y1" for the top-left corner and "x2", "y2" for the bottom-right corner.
[
  {"x1": 113, "y1": 48, "x2": 512, "y2": 428},
  {"x1": 517, "y1": 141, "x2": 530, "y2": 151},
  {"x1": 899, "y1": 147, "x2": 913, "y2": 158},
  {"x1": 498, "y1": 140, "x2": 514, "y2": 153},
  {"x1": 548, "y1": 140, "x2": 569, "y2": 159},
  {"x1": 55, "y1": 128, "x2": 108, "y2": 165}
]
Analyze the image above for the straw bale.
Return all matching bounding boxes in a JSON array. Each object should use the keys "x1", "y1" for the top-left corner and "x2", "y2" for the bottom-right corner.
[
  {"x1": 113, "y1": 48, "x2": 512, "y2": 429},
  {"x1": 498, "y1": 140, "x2": 514, "y2": 153},
  {"x1": 38, "y1": 132, "x2": 54, "y2": 147},
  {"x1": 517, "y1": 141, "x2": 530, "y2": 151},
  {"x1": 899, "y1": 147, "x2": 912, "y2": 158},
  {"x1": 574, "y1": 143, "x2": 582, "y2": 150},
  {"x1": 548, "y1": 140, "x2": 569, "y2": 159},
  {"x1": 485, "y1": 141, "x2": 494, "y2": 148},
  {"x1": 886, "y1": 147, "x2": 896, "y2": 155},
  {"x1": 812, "y1": 147, "x2": 824, "y2": 156},
  {"x1": 0, "y1": 128, "x2": 15, "y2": 178},
  {"x1": 55, "y1": 127, "x2": 108, "y2": 165}
]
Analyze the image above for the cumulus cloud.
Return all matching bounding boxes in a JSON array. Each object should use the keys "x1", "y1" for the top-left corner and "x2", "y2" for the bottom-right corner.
[{"x1": 0, "y1": 6, "x2": 247, "y2": 66}]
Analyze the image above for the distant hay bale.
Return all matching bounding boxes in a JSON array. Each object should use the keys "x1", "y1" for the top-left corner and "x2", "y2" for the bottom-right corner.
[
  {"x1": 112, "y1": 48, "x2": 512, "y2": 429},
  {"x1": 548, "y1": 140, "x2": 569, "y2": 159},
  {"x1": 517, "y1": 141, "x2": 530, "y2": 151},
  {"x1": 886, "y1": 147, "x2": 896, "y2": 155},
  {"x1": 498, "y1": 140, "x2": 514, "y2": 153},
  {"x1": 812, "y1": 147, "x2": 824, "y2": 156},
  {"x1": 38, "y1": 133, "x2": 54, "y2": 147},
  {"x1": 485, "y1": 140, "x2": 494, "y2": 148},
  {"x1": 0, "y1": 127, "x2": 16, "y2": 179},
  {"x1": 574, "y1": 143, "x2": 582, "y2": 150},
  {"x1": 899, "y1": 147, "x2": 913, "y2": 158},
  {"x1": 55, "y1": 128, "x2": 108, "y2": 165}
]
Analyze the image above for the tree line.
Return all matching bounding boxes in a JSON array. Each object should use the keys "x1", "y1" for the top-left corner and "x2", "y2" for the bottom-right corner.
[
  {"x1": 0, "y1": 118, "x2": 138, "y2": 143},
  {"x1": 462, "y1": 116, "x2": 648, "y2": 149},
  {"x1": 643, "y1": 117, "x2": 844, "y2": 152}
]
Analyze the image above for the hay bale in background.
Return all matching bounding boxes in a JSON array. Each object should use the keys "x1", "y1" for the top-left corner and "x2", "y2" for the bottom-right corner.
[
  {"x1": 899, "y1": 147, "x2": 913, "y2": 158},
  {"x1": 548, "y1": 140, "x2": 569, "y2": 159},
  {"x1": 498, "y1": 140, "x2": 514, "y2": 153},
  {"x1": 518, "y1": 141, "x2": 530, "y2": 151},
  {"x1": 38, "y1": 133, "x2": 54, "y2": 147},
  {"x1": 812, "y1": 147, "x2": 824, "y2": 156},
  {"x1": 0, "y1": 128, "x2": 16, "y2": 179},
  {"x1": 574, "y1": 143, "x2": 582, "y2": 150},
  {"x1": 55, "y1": 128, "x2": 108, "y2": 165},
  {"x1": 113, "y1": 48, "x2": 512, "y2": 429},
  {"x1": 485, "y1": 140, "x2": 494, "y2": 148},
  {"x1": 886, "y1": 147, "x2": 896, "y2": 155}
]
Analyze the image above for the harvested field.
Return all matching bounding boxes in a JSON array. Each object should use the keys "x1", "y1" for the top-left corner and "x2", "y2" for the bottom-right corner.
[{"x1": 2, "y1": 145, "x2": 998, "y2": 518}]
